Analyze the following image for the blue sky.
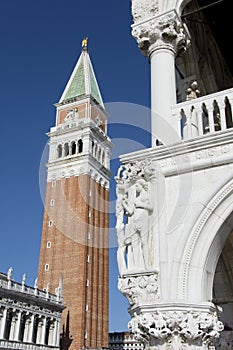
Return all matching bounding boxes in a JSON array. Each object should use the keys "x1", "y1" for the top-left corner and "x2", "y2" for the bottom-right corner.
[{"x1": 0, "y1": 0, "x2": 151, "y2": 332}]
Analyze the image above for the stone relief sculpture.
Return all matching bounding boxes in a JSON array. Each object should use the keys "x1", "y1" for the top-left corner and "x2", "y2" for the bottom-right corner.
[
  {"x1": 131, "y1": 0, "x2": 159, "y2": 23},
  {"x1": 115, "y1": 159, "x2": 156, "y2": 276},
  {"x1": 65, "y1": 108, "x2": 79, "y2": 121}
]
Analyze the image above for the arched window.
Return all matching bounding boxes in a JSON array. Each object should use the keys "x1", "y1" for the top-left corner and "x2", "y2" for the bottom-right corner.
[
  {"x1": 4, "y1": 310, "x2": 13, "y2": 340},
  {"x1": 92, "y1": 141, "x2": 95, "y2": 155},
  {"x1": 57, "y1": 144, "x2": 62, "y2": 158},
  {"x1": 98, "y1": 148, "x2": 101, "y2": 161},
  {"x1": 102, "y1": 151, "x2": 105, "y2": 165},
  {"x1": 71, "y1": 141, "x2": 76, "y2": 155},
  {"x1": 78, "y1": 139, "x2": 83, "y2": 153},
  {"x1": 44, "y1": 319, "x2": 51, "y2": 345},
  {"x1": 64, "y1": 143, "x2": 69, "y2": 157},
  {"x1": 94, "y1": 144, "x2": 98, "y2": 158},
  {"x1": 18, "y1": 313, "x2": 26, "y2": 341},
  {"x1": 32, "y1": 317, "x2": 39, "y2": 343}
]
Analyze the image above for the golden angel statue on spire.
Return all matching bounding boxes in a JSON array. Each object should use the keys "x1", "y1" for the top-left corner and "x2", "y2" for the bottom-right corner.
[{"x1": 82, "y1": 37, "x2": 88, "y2": 48}]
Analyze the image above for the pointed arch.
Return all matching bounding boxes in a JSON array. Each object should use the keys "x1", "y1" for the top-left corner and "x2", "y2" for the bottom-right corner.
[
  {"x1": 78, "y1": 139, "x2": 83, "y2": 153},
  {"x1": 178, "y1": 179, "x2": 233, "y2": 302}
]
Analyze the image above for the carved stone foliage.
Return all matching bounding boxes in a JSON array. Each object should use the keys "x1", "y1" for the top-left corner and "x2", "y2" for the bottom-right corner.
[
  {"x1": 131, "y1": 10, "x2": 190, "y2": 57},
  {"x1": 115, "y1": 159, "x2": 156, "y2": 276},
  {"x1": 128, "y1": 309, "x2": 224, "y2": 348},
  {"x1": 118, "y1": 272, "x2": 159, "y2": 306},
  {"x1": 131, "y1": 0, "x2": 159, "y2": 23}
]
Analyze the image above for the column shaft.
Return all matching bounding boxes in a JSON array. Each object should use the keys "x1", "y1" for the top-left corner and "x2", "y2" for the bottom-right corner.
[
  {"x1": 0, "y1": 308, "x2": 7, "y2": 339},
  {"x1": 150, "y1": 48, "x2": 178, "y2": 145}
]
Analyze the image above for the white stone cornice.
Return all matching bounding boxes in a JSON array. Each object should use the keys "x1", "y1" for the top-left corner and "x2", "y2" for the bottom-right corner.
[
  {"x1": 47, "y1": 155, "x2": 111, "y2": 187},
  {"x1": 131, "y1": 9, "x2": 190, "y2": 57},
  {"x1": 120, "y1": 129, "x2": 233, "y2": 176}
]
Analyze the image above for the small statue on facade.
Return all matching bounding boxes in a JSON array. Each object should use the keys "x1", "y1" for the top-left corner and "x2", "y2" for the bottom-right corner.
[
  {"x1": 22, "y1": 273, "x2": 26, "y2": 284},
  {"x1": 55, "y1": 276, "x2": 63, "y2": 302},
  {"x1": 7, "y1": 267, "x2": 13, "y2": 280},
  {"x1": 186, "y1": 81, "x2": 201, "y2": 101}
]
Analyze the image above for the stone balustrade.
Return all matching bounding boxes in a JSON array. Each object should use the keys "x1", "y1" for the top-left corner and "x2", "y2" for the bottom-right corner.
[
  {"x1": 0, "y1": 339, "x2": 59, "y2": 349},
  {"x1": 0, "y1": 278, "x2": 61, "y2": 304},
  {"x1": 172, "y1": 87, "x2": 233, "y2": 140}
]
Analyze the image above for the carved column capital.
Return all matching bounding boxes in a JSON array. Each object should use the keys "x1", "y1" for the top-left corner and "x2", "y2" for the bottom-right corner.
[
  {"x1": 128, "y1": 306, "x2": 224, "y2": 349},
  {"x1": 131, "y1": 10, "x2": 190, "y2": 57},
  {"x1": 118, "y1": 271, "x2": 160, "y2": 307}
]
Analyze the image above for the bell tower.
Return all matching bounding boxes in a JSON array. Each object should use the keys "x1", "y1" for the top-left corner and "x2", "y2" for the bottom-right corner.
[{"x1": 38, "y1": 39, "x2": 111, "y2": 350}]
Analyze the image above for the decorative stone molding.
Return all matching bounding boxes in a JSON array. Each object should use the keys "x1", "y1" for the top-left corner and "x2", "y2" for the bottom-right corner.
[
  {"x1": 131, "y1": 10, "x2": 190, "y2": 57},
  {"x1": 180, "y1": 178, "x2": 233, "y2": 299},
  {"x1": 128, "y1": 308, "x2": 224, "y2": 348},
  {"x1": 118, "y1": 272, "x2": 159, "y2": 306},
  {"x1": 131, "y1": 0, "x2": 159, "y2": 24},
  {"x1": 47, "y1": 160, "x2": 111, "y2": 187},
  {"x1": 0, "y1": 340, "x2": 59, "y2": 350}
]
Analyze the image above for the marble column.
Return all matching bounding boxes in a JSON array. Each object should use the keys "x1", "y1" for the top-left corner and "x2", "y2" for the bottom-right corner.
[
  {"x1": 36, "y1": 316, "x2": 46, "y2": 345},
  {"x1": 0, "y1": 308, "x2": 7, "y2": 339},
  {"x1": 48, "y1": 318, "x2": 59, "y2": 346},
  {"x1": 9, "y1": 310, "x2": 21, "y2": 341},
  {"x1": 23, "y1": 314, "x2": 33, "y2": 343},
  {"x1": 131, "y1": 10, "x2": 190, "y2": 146},
  {"x1": 39, "y1": 317, "x2": 47, "y2": 345},
  {"x1": 13, "y1": 311, "x2": 21, "y2": 341},
  {"x1": 55, "y1": 319, "x2": 61, "y2": 347}
]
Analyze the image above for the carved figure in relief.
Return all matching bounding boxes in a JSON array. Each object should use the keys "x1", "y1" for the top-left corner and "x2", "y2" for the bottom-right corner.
[
  {"x1": 65, "y1": 108, "x2": 79, "y2": 121},
  {"x1": 123, "y1": 178, "x2": 153, "y2": 269},
  {"x1": 115, "y1": 160, "x2": 155, "y2": 275}
]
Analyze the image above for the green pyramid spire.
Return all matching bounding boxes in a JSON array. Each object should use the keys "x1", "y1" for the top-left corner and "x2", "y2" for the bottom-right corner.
[{"x1": 59, "y1": 40, "x2": 104, "y2": 107}]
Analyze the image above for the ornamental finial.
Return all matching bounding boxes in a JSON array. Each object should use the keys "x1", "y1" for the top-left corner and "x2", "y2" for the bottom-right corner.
[{"x1": 82, "y1": 37, "x2": 88, "y2": 50}]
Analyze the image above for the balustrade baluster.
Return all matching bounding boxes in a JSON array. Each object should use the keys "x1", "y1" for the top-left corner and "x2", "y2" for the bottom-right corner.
[
  {"x1": 206, "y1": 102, "x2": 215, "y2": 133},
  {"x1": 219, "y1": 100, "x2": 227, "y2": 130}
]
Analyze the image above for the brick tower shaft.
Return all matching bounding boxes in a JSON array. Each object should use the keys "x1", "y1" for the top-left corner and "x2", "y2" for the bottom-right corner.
[{"x1": 38, "y1": 41, "x2": 111, "y2": 350}]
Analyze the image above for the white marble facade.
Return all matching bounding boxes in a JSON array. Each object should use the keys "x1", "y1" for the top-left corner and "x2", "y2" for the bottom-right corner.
[
  {"x1": 117, "y1": 1, "x2": 233, "y2": 349},
  {"x1": 0, "y1": 270, "x2": 64, "y2": 349}
]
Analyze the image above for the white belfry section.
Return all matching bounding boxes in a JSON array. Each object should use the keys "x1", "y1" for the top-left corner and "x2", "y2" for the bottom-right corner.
[{"x1": 117, "y1": 1, "x2": 233, "y2": 349}]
